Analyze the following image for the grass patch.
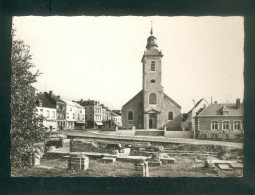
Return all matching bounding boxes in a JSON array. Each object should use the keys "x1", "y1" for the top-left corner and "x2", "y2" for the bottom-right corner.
[{"x1": 12, "y1": 155, "x2": 243, "y2": 177}]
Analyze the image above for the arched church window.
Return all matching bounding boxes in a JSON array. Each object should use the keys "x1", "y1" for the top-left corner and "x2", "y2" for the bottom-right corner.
[
  {"x1": 149, "y1": 93, "x2": 157, "y2": 104},
  {"x1": 151, "y1": 61, "x2": 155, "y2": 71},
  {"x1": 168, "y1": 112, "x2": 173, "y2": 120},
  {"x1": 128, "y1": 111, "x2": 133, "y2": 120},
  {"x1": 151, "y1": 79, "x2": 155, "y2": 83}
]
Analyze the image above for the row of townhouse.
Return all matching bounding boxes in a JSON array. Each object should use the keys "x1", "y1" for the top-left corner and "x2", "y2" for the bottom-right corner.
[
  {"x1": 35, "y1": 91, "x2": 85, "y2": 131},
  {"x1": 76, "y1": 99, "x2": 122, "y2": 129},
  {"x1": 35, "y1": 91, "x2": 122, "y2": 131},
  {"x1": 181, "y1": 98, "x2": 243, "y2": 141}
]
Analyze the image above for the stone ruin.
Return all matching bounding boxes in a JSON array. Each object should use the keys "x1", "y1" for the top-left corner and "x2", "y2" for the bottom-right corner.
[
  {"x1": 44, "y1": 134, "x2": 70, "y2": 153},
  {"x1": 21, "y1": 143, "x2": 44, "y2": 166},
  {"x1": 67, "y1": 153, "x2": 89, "y2": 171},
  {"x1": 135, "y1": 161, "x2": 149, "y2": 177}
]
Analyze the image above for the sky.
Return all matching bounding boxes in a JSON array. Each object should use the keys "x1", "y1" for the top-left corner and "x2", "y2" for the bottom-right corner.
[{"x1": 13, "y1": 16, "x2": 244, "y2": 112}]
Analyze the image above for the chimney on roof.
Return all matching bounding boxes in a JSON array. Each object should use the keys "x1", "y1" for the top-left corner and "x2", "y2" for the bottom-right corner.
[
  {"x1": 49, "y1": 90, "x2": 52, "y2": 97},
  {"x1": 214, "y1": 101, "x2": 217, "y2": 104},
  {"x1": 236, "y1": 98, "x2": 240, "y2": 109}
]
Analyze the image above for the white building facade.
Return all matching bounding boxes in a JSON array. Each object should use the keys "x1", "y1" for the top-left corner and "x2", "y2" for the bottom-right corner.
[
  {"x1": 35, "y1": 93, "x2": 57, "y2": 131},
  {"x1": 111, "y1": 112, "x2": 122, "y2": 126},
  {"x1": 64, "y1": 101, "x2": 85, "y2": 130},
  {"x1": 37, "y1": 107, "x2": 57, "y2": 131}
]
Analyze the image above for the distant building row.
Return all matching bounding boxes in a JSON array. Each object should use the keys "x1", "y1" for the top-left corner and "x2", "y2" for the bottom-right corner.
[{"x1": 35, "y1": 91, "x2": 121, "y2": 131}]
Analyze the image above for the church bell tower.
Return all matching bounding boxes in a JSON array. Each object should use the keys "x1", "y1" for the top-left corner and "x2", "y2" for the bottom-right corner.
[{"x1": 141, "y1": 24, "x2": 164, "y2": 129}]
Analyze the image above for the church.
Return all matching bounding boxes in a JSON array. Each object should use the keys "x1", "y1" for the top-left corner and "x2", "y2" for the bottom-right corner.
[{"x1": 122, "y1": 27, "x2": 182, "y2": 130}]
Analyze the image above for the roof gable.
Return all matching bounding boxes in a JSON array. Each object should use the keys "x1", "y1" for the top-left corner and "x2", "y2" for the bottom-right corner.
[
  {"x1": 145, "y1": 109, "x2": 161, "y2": 114},
  {"x1": 122, "y1": 90, "x2": 143, "y2": 108},
  {"x1": 188, "y1": 98, "x2": 209, "y2": 114},
  {"x1": 163, "y1": 93, "x2": 181, "y2": 109}
]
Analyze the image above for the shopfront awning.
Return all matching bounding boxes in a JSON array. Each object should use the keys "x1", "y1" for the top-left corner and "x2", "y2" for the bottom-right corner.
[
  {"x1": 95, "y1": 122, "x2": 103, "y2": 126},
  {"x1": 75, "y1": 121, "x2": 85, "y2": 124}
]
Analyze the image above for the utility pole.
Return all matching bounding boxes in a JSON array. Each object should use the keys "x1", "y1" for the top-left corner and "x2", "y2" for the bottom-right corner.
[{"x1": 192, "y1": 99, "x2": 196, "y2": 139}]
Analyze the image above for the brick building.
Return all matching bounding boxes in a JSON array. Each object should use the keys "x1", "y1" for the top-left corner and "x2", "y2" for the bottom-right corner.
[
  {"x1": 195, "y1": 99, "x2": 243, "y2": 140},
  {"x1": 122, "y1": 27, "x2": 182, "y2": 130},
  {"x1": 77, "y1": 99, "x2": 103, "y2": 128}
]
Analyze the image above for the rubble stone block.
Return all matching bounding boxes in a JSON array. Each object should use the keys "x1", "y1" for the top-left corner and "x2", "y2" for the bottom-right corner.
[
  {"x1": 160, "y1": 158, "x2": 176, "y2": 164},
  {"x1": 230, "y1": 163, "x2": 243, "y2": 169},
  {"x1": 205, "y1": 160, "x2": 215, "y2": 169},
  {"x1": 217, "y1": 164, "x2": 232, "y2": 171},
  {"x1": 68, "y1": 154, "x2": 89, "y2": 171},
  {"x1": 148, "y1": 161, "x2": 162, "y2": 166},
  {"x1": 101, "y1": 157, "x2": 116, "y2": 163},
  {"x1": 48, "y1": 146, "x2": 56, "y2": 152},
  {"x1": 119, "y1": 148, "x2": 131, "y2": 155},
  {"x1": 135, "y1": 161, "x2": 149, "y2": 177},
  {"x1": 106, "y1": 143, "x2": 122, "y2": 150}
]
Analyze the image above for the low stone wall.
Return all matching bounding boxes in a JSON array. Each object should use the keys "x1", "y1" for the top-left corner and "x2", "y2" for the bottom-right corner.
[
  {"x1": 135, "y1": 131, "x2": 164, "y2": 136},
  {"x1": 164, "y1": 131, "x2": 193, "y2": 138},
  {"x1": 117, "y1": 130, "x2": 135, "y2": 136}
]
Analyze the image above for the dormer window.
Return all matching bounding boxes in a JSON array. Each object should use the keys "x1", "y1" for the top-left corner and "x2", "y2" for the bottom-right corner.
[
  {"x1": 222, "y1": 105, "x2": 229, "y2": 115},
  {"x1": 223, "y1": 111, "x2": 229, "y2": 115}
]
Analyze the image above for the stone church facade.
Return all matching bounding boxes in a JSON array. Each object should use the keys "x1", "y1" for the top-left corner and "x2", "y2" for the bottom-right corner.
[{"x1": 122, "y1": 27, "x2": 182, "y2": 130}]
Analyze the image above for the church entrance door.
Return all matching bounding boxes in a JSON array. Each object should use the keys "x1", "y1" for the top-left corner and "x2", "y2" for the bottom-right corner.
[{"x1": 149, "y1": 114, "x2": 157, "y2": 129}]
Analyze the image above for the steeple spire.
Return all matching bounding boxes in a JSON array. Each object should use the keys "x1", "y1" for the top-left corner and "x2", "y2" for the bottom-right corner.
[{"x1": 150, "y1": 21, "x2": 153, "y2": 35}]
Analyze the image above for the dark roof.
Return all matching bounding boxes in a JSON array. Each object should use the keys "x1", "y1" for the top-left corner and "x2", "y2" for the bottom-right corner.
[
  {"x1": 198, "y1": 103, "x2": 244, "y2": 116},
  {"x1": 111, "y1": 112, "x2": 120, "y2": 117},
  {"x1": 196, "y1": 107, "x2": 205, "y2": 115},
  {"x1": 112, "y1": 110, "x2": 121, "y2": 115},
  {"x1": 187, "y1": 98, "x2": 208, "y2": 114},
  {"x1": 35, "y1": 93, "x2": 55, "y2": 109},
  {"x1": 79, "y1": 100, "x2": 96, "y2": 106},
  {"x1": 163, "y1": 93, "x2": 182, "y2": 109},
  {"x1": 122, "y1": 90, "x2": 143, "y2": 108},
  {"x1": 44, "y1": 92, "x2": 65, "y2": 104}
]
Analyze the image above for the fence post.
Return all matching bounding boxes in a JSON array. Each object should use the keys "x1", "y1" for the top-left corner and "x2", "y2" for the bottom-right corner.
[
  {"x1": 164, "y1": 126, "x2": 166, "y2": 136},
  {"x1": 143, "y1": 161, "x2": 149, "y2": 177}
]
